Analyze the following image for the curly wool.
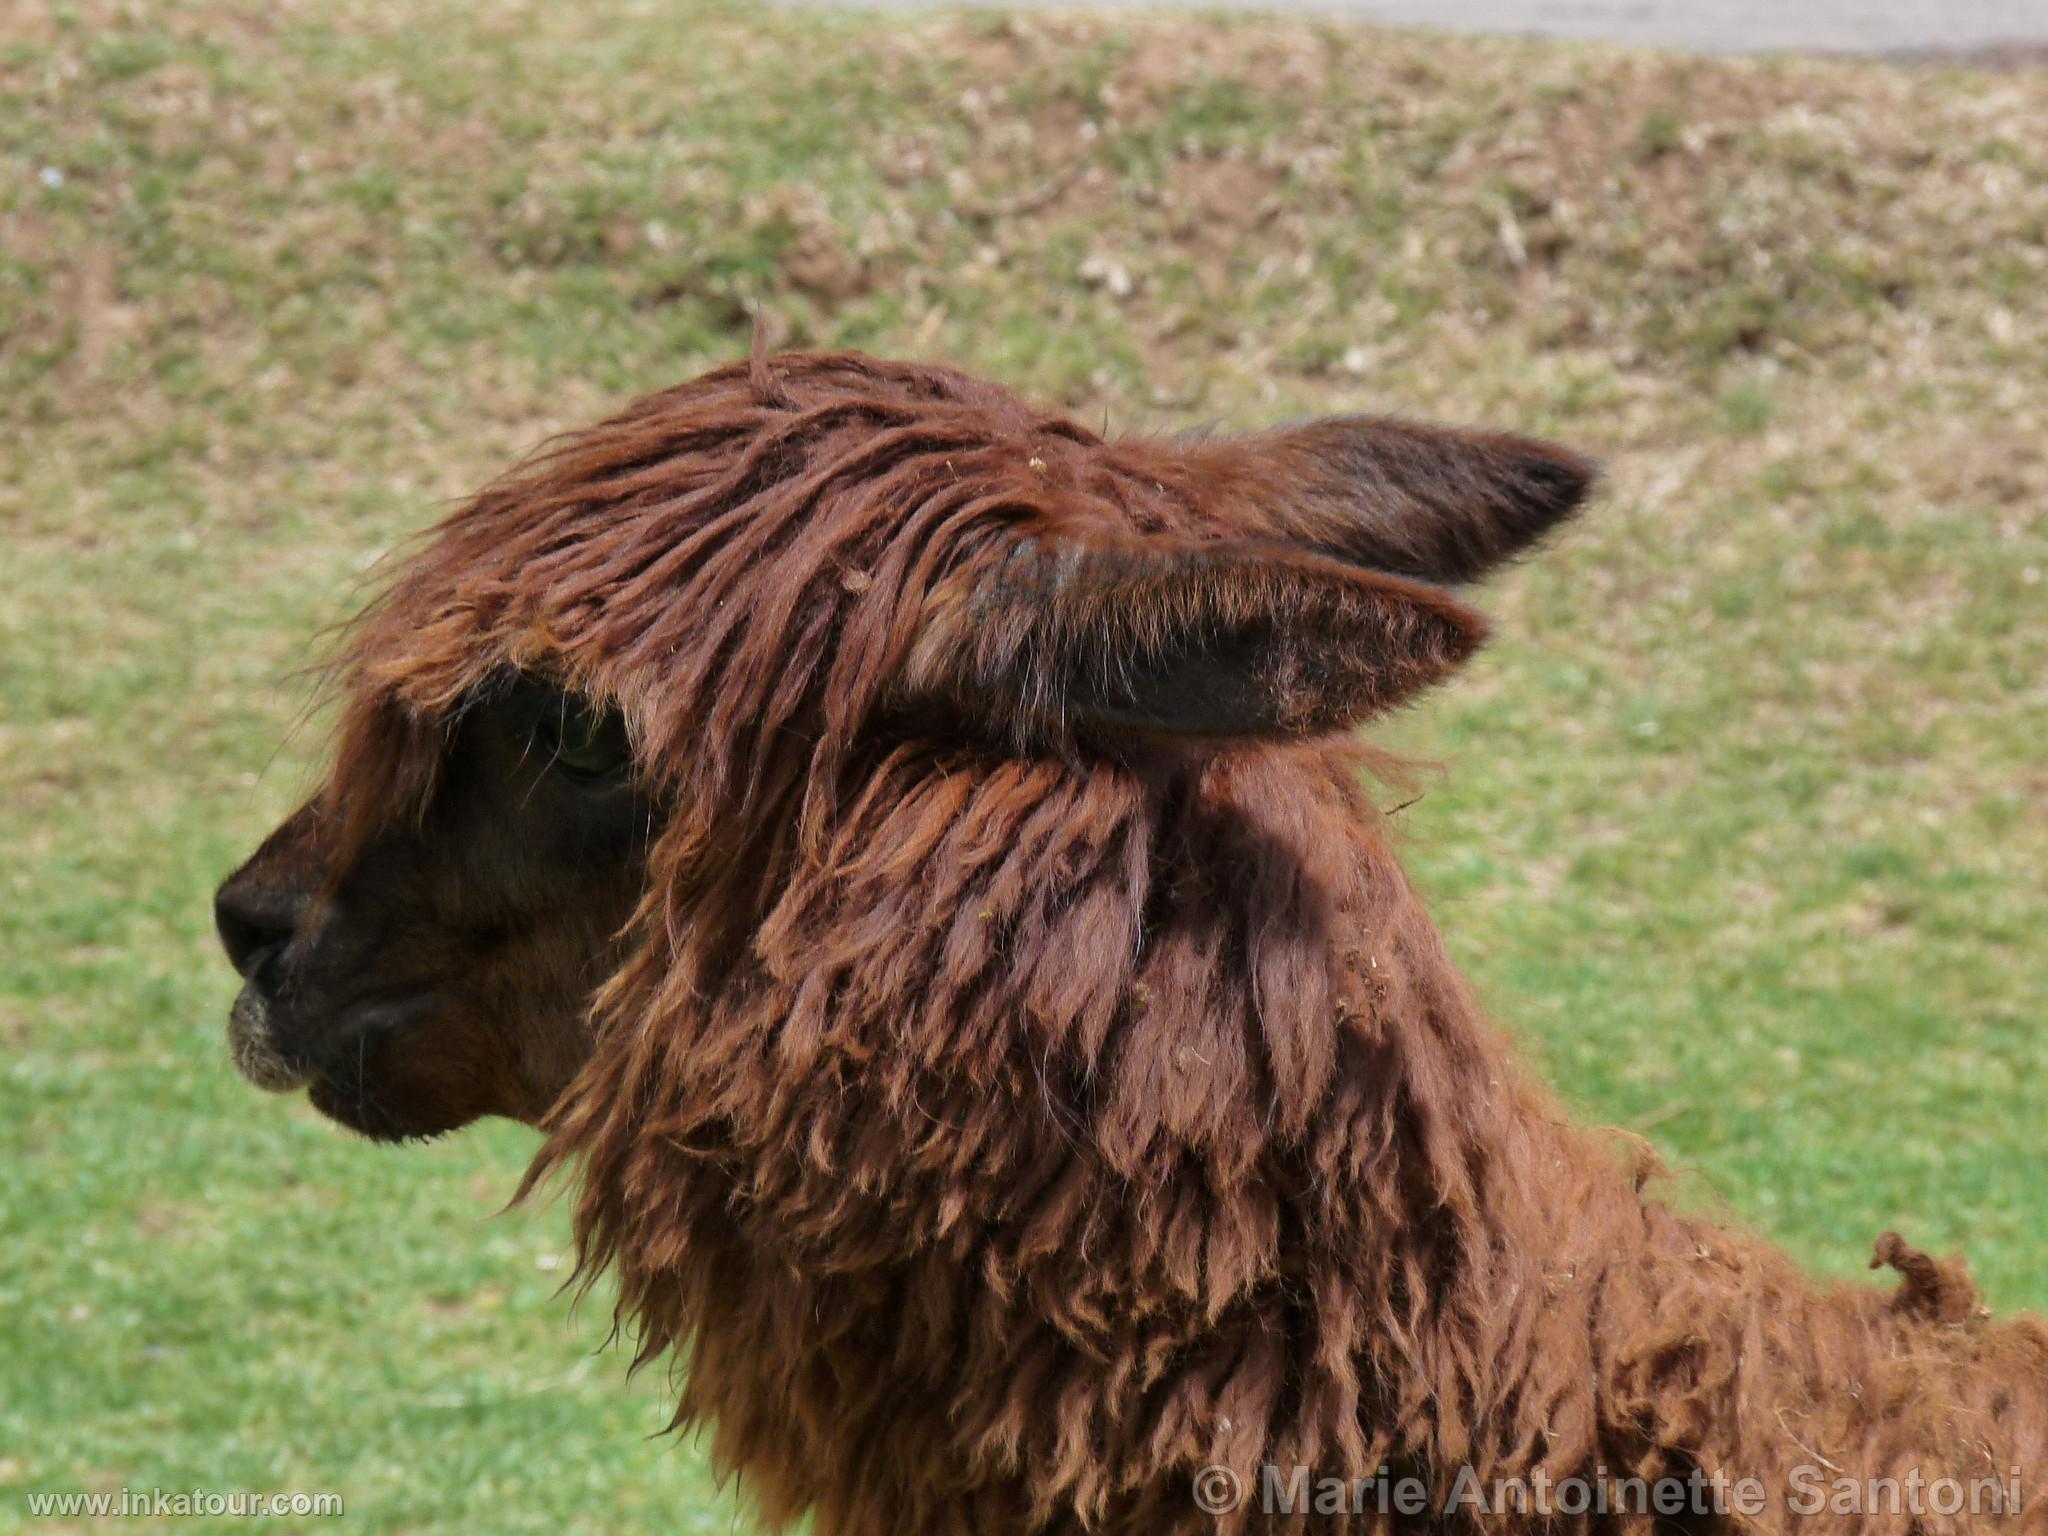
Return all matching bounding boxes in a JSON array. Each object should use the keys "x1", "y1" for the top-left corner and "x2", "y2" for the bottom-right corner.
[{"x1": 322, "y1": 351, "x2": 2047, "y2": 1535}]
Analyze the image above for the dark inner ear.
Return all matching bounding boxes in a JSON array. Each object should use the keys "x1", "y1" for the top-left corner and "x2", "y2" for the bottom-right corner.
[{"x1": 1067, "y1": 625, "x2": 1276, "y2": 738}]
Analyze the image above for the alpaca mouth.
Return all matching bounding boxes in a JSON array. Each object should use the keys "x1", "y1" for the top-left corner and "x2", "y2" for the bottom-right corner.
[
  {"x1": 226, "y1": 988, "x2": 433, "y2": 1096},
  {"x1": 226, "y1": 987, "x2": 314, "y2": 1092}
]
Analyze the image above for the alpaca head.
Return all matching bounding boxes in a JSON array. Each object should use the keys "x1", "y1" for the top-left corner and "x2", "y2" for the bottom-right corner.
[
  {"x1": 214, "y1": 676, "x2": 652, "y2": 1137},
  {"x1": 214, "y1": 351, "x2": 1593, "y2": 1142}
]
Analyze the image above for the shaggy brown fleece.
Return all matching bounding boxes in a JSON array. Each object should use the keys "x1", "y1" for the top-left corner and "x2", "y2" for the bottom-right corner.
[{"x1": 322, "y1": 351, "x2": 2046, "y2": 1534}]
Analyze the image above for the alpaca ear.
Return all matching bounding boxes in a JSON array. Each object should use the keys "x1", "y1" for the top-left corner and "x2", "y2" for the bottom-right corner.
[
  {"x1": 1182, "y1": 417, "x2": 1598, "y2": 585},
  {"x1": 899, "y1": 531, "x2": 1487, "y2": 743}
]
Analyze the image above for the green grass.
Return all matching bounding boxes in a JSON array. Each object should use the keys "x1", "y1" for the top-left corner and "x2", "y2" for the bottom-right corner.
[{"x1": 3, "y1": 1, "x2": 2044, "y2": 1530}]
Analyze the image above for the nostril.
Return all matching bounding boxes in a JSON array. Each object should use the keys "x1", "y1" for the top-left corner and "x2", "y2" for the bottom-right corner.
[{"x1": 214, "y1": 887, "x2": 299, "y2": 983}]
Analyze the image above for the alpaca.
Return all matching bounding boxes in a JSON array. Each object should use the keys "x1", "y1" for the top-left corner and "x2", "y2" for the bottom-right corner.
[{"x1": 216, "y1": 350, "x2": 2047, "y2": 1534}]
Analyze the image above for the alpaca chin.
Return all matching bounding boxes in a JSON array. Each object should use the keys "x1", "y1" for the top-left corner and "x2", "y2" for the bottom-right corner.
[{"x1": 225, "y1": 988, "x2": 312, "y2": 1093}]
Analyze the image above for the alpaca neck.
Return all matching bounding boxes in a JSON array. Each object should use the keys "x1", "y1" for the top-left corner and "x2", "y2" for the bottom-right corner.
[{"x1": 538, "y1": 738, "x2": 2048, "y2": 1534}]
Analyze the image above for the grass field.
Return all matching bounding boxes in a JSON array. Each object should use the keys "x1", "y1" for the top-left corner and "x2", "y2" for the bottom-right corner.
[{"x1": 2, "y1": 1, "x2": 2043, "y2": 1530}]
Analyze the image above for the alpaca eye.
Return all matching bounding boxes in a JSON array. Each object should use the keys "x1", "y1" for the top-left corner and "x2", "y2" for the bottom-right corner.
[{"x1": 533, "y1": 699, "x2": 632, "y2": 783}]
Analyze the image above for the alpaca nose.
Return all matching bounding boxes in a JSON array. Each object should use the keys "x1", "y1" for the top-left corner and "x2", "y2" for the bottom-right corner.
[{"x1": 214, "y1": 875, "x2": 303, "y2": 996}]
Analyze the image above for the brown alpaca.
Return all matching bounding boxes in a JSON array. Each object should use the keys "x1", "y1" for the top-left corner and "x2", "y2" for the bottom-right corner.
[{"x1": 215, "y1": 351, "x2": 2047, "y2": 1534}]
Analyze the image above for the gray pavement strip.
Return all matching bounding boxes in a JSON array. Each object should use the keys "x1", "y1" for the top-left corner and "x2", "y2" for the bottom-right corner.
[{"x1": 771, "y1": 0, "x2": 2048, "y2": 59}]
